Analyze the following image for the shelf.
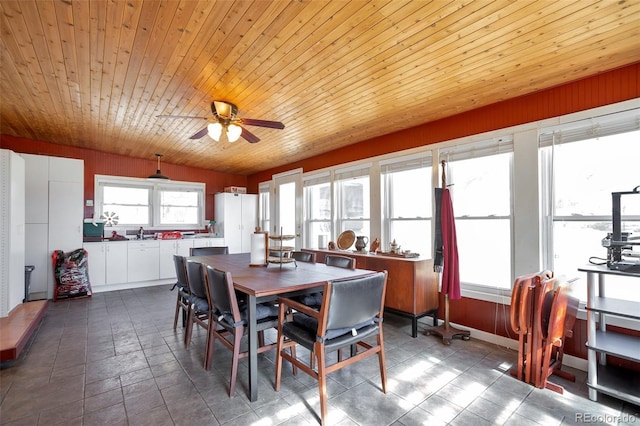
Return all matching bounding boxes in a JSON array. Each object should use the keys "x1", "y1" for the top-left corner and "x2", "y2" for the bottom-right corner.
[
  {"x1": 267, "y1": 257, "x2": 296, "y2": 264},
  {"x1": 586, "y1": 330, "x2": 640, "y2": 363},
  {"x1": 587, "y1": 297, "x2": 640, "y2": 320},
  {"x1": 588, "y1": 364, "x2": 640, "y2": 406}
]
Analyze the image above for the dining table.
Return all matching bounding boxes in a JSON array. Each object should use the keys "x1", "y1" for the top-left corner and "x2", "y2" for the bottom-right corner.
[{"x1": 188, "y1": 252, "x2": 376, "y2": 402}]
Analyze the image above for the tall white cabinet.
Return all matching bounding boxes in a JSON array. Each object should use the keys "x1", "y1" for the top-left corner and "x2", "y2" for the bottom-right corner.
[
  {"x1": 22, "y1": 154, "x2": 84, "y2": 300},
  {"x1": 0, "y1": 150, "x2": 26, "y2": 317},
  {"x1": 214, "y1": 193, "x2": 258, "y2": 254}
]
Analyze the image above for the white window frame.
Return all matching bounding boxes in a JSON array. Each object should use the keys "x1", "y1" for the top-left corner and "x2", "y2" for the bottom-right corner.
[{"x1": 94, "y1": 175, "x2": 206, "y2": 230}]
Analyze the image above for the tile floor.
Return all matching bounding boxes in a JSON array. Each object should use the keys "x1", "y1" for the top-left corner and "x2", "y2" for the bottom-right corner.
[{"x1": 1, "y1": 284, "x2": 638, "y2": 425}]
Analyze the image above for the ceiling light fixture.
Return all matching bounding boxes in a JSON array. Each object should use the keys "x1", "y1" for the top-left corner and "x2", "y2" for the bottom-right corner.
[
  {"x1": 207, "y1": 122, "x2": 242, "y2": 143},
  {"x1": 148, "y1": 153, "x2": 170, "y2": 179}
]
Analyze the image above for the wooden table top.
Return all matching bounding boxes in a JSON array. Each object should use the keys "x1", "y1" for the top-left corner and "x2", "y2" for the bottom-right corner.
[{"x1": 189, "y1": 253, "x2": 376, "y2": 297}]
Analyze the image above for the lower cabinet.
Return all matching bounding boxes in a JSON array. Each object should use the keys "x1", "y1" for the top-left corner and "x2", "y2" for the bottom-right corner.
[
  {"x1": 127, "y1": 241, "x2": 160, "y2": 282},
  {"x1": 84, "y1": 238, "x2": 226, "y2": 290},
  {"x1": 192, "y1": 237, "x2": 226, "y2": 249},
  {"x1": 159, "y1": 239, "x2": 193, "y2": 279},
  {"x1": 83, "y1": 242, "x2": 128, "y2": 287},
  {"x1": 303, "y1": 248, "x2": 439, "y2": 337}
]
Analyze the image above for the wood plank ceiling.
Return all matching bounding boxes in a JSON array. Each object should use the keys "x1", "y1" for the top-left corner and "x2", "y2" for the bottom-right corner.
[{"x1": 1, "y1": 0, "x2": 639, "y2": 175}]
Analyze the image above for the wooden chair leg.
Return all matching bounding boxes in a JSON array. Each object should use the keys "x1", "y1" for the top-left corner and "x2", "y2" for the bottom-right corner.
[
  {"x1": 184, "y1": 305, "x2": 194, "y2": 347},
  {"x1": 173, "y1": 296, "x2": 180, "y2": 330},
  {"x1": 228, "y1": 326, "x2": 244, "y2": 397},
  {"x1": 316, "y1": 342, "x2": 328, "y2": 426},
  {"x1": 378, "y1": 330, "x2": 387, "y2": 393}
]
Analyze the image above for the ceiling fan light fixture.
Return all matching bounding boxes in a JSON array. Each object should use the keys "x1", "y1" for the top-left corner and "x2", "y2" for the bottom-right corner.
[
  {"x1": 207, "y1": 122, "x2": 222, "y2": 141},
  {"x1": 227, "y1": 124, "x2": 242, "y2": 142},
  {"x1": 148, "y1": 153, "x2": 170, "y2": 179}
]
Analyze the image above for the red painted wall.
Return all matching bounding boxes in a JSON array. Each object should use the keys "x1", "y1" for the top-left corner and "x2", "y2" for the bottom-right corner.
[{"x1": 0, "y1": 135, "x2": 247, "y2": 221}]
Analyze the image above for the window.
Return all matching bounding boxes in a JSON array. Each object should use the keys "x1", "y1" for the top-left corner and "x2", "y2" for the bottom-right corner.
[
  {"x1": 101, "y1": 184, "x2": 151, "y2": 226},
  {"x1": 381, "y1": 154, "x2": 432, "y2": 256},
  {"x1": 95, "y1": 175, "x2": 205, "y2": 229},
  {"x1": 540, "y1": 111, "x2": 640, "y2": 302},
  {"x1": 158, "y1": 187, "x2": 201, "y2": 226},
  {"x1": 335, "y1": 165, "x2": 370, "y2": 240},
  {"x1": 440, "y1": 138, "x2": 514, "y2": 289},
  {"x1": 303, "y1": 172, "x2": 332, "y2": 248}
]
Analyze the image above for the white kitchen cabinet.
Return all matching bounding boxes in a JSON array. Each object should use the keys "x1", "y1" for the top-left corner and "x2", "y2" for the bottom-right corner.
[
  {"x1": 21, "y1": 154, "x2": 49, "y2": 224},
  {"x1": 0, "y1": 150, "x2": 25, "y2": 317},
  {"x1": 192, "y1": 237, "x2": 226, "y2": 249},
  {"x1": 128, "y1": 241, "x2": 160, "y2": 282},
  {"x1": 83, "y1": 242, "x2": 106, "y2": 287},
  {"x1": 83, "y1": 242, "x2": 128, "y2": 287},
  {"x1": 47, "y1": 157, "x2": 84, "y2": 299},
  {"x1": 159, "y1": 239, "x2": 193, "y2": 279},
  {"x1": 214, "y1": 193, "x2": 257, "y2": 254}
]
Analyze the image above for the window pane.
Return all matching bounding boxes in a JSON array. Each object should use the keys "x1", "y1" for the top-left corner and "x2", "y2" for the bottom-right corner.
[
  {"x1": 103, "y1": 204, "x2": 149, "y2": 225},
  {"x1": 553, "y1": 131, "x2": 640, "y2": 217},
  {"x1": 456, "y1": 219, "x2": 511, "y2": 289},
  {"x1": 306, "y1": 183, "x2": 331, "y2": 220},
  {"x1": 390, "y1": 219, "x2": 430, "y2": 256},
  {"x1": 103, "y1": 186, "x2": 149, "y2": 205},
  {"x1": 161, "y1": 191, "x2": 198, "y2": 207},
  {"x1": 554, "y1": 221, "x2": 640, "y2": 302},
  {"x1": 160, "y1": 190, "x2": 199, "y2": 225},
  {"x1": 308, "y1": 221, "x2": 331, "y2": 248},
  {"x1": 102, "y1": 185, "x2": 150, "y2": 225},
  {"x1": 342, "y1": 220, "x2": 370, "y2": 244},
  {"x1": 339, "y1": 177, "x2": 370, "y2": 219},
  {"x1": 388, "y1": 168, "x2": 431, "y2": 218},
  {"x1": 449, "y1": 154, "x2": 511, "y2": 216},
  {"x1": 447, "y1": 152, "x2": 512, "y2": 288}
]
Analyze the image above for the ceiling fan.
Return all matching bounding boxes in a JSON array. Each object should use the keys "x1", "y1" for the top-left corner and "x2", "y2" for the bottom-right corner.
[{"x1": 157, "y1": 100, "x2": 285, "y2": 143}]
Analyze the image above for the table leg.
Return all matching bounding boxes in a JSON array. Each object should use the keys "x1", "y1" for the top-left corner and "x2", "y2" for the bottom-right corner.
[{"x1": 247, "y1": 294, "x2": 258, "y2": 402}]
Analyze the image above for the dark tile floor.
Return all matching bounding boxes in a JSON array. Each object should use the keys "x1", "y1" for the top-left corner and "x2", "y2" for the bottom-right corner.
[{"x1": 1, "y1": 285, "x2": 638, "y2": 425}]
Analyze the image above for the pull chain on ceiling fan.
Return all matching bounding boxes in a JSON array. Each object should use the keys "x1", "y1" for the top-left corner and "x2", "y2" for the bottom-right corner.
[{"x1": 157, "y1": 100, "x2": 285, "y2": 144}]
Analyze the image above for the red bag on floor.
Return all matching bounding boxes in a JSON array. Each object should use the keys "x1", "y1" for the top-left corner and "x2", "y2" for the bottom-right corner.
[{"x1": 52, "y1": 248, "x2": 92, "y2": 301}]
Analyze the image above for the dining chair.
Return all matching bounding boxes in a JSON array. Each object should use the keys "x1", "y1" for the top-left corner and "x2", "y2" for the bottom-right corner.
[
  {"x1": 274, "y1": 271, "x2": 388, "y2": 425},
  {"x1": 190, "y1": 246, "x2": 229, "y2": 256},
  {"x1": 172, "y1": 254, "x2": 190, "y2": 330},
  {"x1": 537, "y1": 281, "x2": 579, "y2": 394},
  {"x1": 203, "y1": 264, "x2": 281, "y2": 396},
  {"x1": 184, "y1": 260, "x2": 212, "y2": 357},
  {"x1": 291, "y1": 251, "x2": 316, "y2": 263},
  {"x1": 324, "y1": 254, "x2": 355, "y2": 269}
]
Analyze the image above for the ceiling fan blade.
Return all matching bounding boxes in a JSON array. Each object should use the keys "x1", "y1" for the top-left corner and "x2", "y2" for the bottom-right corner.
[
  {"x1": 241, "y1": 126, "x2": 260, "y2": 143},
  {"x1": 239, "y1": 118, "x2": 285, "y2": 129},
  {"x1": 156, "y1": 115, "x2": 209, "y2": 119},
  {"x1": 189, "y1": 127, "x2": 208, "y2": 139}
]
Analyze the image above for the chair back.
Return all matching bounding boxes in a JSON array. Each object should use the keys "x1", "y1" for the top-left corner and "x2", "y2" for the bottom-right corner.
[
  {"x1": 190, "y1": 246, "x2": 229, "y2": 256},
  {"x1": 292, "y1": 251, "x2": 315, "y2": 263},
  {"x1": 186, "y1": 260, "x2": 207, "y2": 300},
  {"x1": 173, "y1": 254, "x2": 189, "y2": 289},
  {"x1": 325, "y1": 254, "x2": 355, "y2": 269},
  {"x1": 204, "y1": 264, "x2": 241, "y2": 323},
  {"x1": 323, "y1": 271, "x2": 387, "y2": 333}
]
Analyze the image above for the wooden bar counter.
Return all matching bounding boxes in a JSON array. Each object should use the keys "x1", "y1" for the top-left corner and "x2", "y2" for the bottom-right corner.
[{"x1": 303, "y1": 248, "x2": 439, "y2": 337}]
